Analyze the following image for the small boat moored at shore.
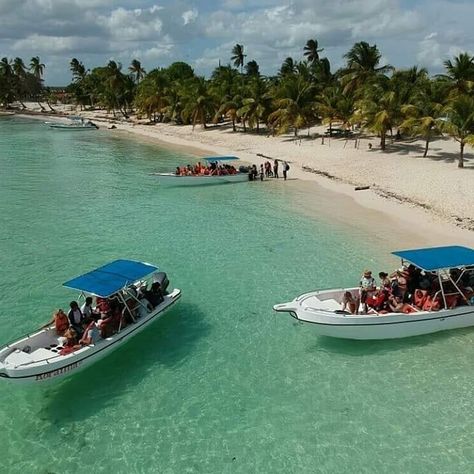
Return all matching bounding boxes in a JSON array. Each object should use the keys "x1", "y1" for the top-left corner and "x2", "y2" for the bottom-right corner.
[
  {"x1": 152, "y1": 156, "x2": 249, "y2": 186},
  {"x1": 0, "y1": 260, "x2": 181, "y2": 383},
  {"x1": 49, "y1": 116, "x2": 98, "y2": 130},
  {"x1": 273, "y1": 246, "x2": 474, "y2": 340}
]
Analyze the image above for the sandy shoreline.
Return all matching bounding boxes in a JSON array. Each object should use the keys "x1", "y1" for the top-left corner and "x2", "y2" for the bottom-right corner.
[{"x1": 10, "y1": 105, "x2": 474, "y2": 248}]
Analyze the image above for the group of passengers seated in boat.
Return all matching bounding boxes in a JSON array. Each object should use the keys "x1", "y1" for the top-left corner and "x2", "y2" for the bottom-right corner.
[
  {"x1": 341, "y1": 266, "x2": 474, "y2": 315},
  {"x1": 44, "y1": 280, "x2": 167, "y2": 355},
  {"x1": 175, "y1": 161, "x2": 238, "y2": 176}
]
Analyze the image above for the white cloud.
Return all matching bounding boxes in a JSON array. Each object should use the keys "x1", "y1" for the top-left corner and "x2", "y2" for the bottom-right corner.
[
  {"x1": 182, "y1": 8, "x2": 198, "y2": 26},
  {"x1": 96, "y1": 7, "x2": 163, "y2": 41},
  {"x1": 2, "y1": 0, "x2": 474, "y2": 83}
]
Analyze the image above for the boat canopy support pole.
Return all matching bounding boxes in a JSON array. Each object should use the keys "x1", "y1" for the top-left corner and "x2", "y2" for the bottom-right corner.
[
  {"x1": 438, "y1": 272, "x2": 448, "y2": 309},
  {"x1": 446, "y1": 273, "x2": 469, "y2": 305}
]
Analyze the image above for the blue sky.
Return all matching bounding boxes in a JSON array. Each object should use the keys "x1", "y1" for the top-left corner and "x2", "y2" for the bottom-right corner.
[{"x1": 0, "y1": 0, "x2": 473, "y2": 85}]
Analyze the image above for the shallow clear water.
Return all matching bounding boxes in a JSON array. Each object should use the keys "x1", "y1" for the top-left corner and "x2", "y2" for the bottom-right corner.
[{"x1": 1, "y1": 117, "x2": 474, "y2": 473}]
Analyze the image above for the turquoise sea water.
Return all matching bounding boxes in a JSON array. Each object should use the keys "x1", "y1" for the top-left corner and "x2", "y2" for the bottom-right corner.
[{"x1": 1, "y1": 117, "x2": 474, "y2": 473}]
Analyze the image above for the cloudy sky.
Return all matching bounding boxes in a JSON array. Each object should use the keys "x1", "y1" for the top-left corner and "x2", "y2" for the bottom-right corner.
[{"x1": 1, "y1": 0, "x2": 473, "y2": 85}]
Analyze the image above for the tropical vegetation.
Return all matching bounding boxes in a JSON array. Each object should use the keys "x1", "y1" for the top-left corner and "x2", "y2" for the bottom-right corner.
[{"x1": 2, "y1": 40, "x2": 474, "y2": 167}]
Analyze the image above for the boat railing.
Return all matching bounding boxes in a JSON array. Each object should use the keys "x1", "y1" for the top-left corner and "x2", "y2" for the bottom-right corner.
[{"x1": 0, "y1": 326, "x2": 50, "y2": 351}]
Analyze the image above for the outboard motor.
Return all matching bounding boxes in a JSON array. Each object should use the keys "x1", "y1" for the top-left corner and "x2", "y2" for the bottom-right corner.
[{"x1": 153, "y1": 272, "x2": 170, "y2": 295}]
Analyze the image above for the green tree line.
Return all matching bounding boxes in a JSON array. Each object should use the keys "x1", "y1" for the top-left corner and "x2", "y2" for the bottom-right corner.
[{"x1": 2, "y1": 40, "x2": 474, "y2": 167}]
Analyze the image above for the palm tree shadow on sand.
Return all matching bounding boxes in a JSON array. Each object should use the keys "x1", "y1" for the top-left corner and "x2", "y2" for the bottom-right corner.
[
  {"x1": 308, "y1": 326, "x2": 474, "y2": 356},
  {"x1": 39, "y1": 302, "x2": 210, "y2": 423}
]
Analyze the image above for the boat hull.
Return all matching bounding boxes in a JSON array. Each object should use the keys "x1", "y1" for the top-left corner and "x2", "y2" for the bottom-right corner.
[
  {"x1": 153, "y1": 173, "x2": 248, "y2": 186},
  {"x1": 0, "y1": 289, "x2": 181, "y2": 383},
  {"x1": 49, "y1": 125, "x2": 97, "y2": 130},
  {"x1": 274, "y1": 289, "x2": 474, "y2": 340}
]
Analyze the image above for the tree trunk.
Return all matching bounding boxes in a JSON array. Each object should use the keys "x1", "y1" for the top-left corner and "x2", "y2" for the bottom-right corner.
[
  {"x1": 459, "y1": 141, "x2": 465, "y2": 168},
  {"x1": 232, "y1": 119, "x2": 236, "y2": 132},
  {"x1": 243, "y1": 119, "x2": 247, "y2": 132},
  {"x1": 423, "y1": 133, "x2": 430, "y2": 157},
  {"x1": 294, "y1": 127, "x2": 298, "y2": 137},
  {"x1": 380, "y1": 131, "x2": 386, "y2": 150},
  {"x1": 256, "y1": 121, "x2": 259, "y2": 133}
]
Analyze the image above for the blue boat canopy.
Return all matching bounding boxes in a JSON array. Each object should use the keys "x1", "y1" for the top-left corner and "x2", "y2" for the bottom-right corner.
[
  {"x1": 392, "y1": 246, "x2": 474, "y2": 271},
  {"x1": 202, "y1": 156, "x2": 239, "y2": 161},
  {"x1": 63, "y1": 259, "x2": 158, "y2": 297}
]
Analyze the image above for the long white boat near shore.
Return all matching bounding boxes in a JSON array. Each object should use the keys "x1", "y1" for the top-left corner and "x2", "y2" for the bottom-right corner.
[
  {"x1": 49, "y1": 116, "x2": 98, "y2": 130},
  {"x1": 0, "y1": 260, "x2": 181, "y2": 383},
  {"x1": 273, "y1": 246, "x2": 474, "y2": 340},
  {"x1": 152, "y1": 156, "x2": 248, "y2": 186}
]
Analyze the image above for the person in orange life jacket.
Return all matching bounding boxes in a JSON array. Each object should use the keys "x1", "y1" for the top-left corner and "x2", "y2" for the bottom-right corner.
[{"x1": 43, "y1": 309, "x2": 69, "y2": 335}]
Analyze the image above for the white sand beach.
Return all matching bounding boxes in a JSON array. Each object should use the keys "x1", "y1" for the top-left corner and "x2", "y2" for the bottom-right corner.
[{"x1": 15, "y1": 103, "x2": 474, "y2": 248}]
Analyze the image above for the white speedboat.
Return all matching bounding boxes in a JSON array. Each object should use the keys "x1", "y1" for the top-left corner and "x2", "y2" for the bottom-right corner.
[
  {"x1": 0, "y1": 260, "x2": 181, "y2": 383},
  {"x1": 49, "y1": 117, "x2": 98, "y2": 130},
  {"x1": 152, "y1": 156, "x2": 248, "y2": 186},
  {"x1": 273, "y1": 246, "x2": 474, "y2": 340}
]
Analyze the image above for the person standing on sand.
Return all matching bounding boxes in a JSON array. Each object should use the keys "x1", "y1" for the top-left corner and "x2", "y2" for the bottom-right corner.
[
  {"x1": 282, "y1": 161, "x2": 289, "y2": 180},
  {"x1": 273, "y1": 159, "x2": 279, "y2": 178}
]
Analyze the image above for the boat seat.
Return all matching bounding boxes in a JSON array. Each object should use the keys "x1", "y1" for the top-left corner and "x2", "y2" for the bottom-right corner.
[
  {"x1": 30, "y1": 347, "x2": 58, "y2": 362},
  {"x1": 323, "y1": 299, "x2": 343, "y2": 311},
  {"x1": 5, "y1": 349, "x2": 34, "y2": 367}
]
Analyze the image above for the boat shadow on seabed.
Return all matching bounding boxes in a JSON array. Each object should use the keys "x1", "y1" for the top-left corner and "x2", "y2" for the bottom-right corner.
[
  {"x1": 308, "y1": 326, "x2": 474, "y2": 356},
  {"x1": 38, "y1": 302, "x2": 210, "y2": 423}
]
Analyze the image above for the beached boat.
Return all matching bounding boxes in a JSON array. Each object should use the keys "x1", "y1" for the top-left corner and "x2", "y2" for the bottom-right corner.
[
  {"x1": 152, "y1": 156, "x2": 248, "y2": 186},
  {"x1": 49, "y1": 117, "x2": 98, "y2": 130},
  {"x1": 273, "y1": 246, "x2": 474, "y2": 340},
  {"x1": 0, "y1": 260, "x2": 181, "y2": 383}
]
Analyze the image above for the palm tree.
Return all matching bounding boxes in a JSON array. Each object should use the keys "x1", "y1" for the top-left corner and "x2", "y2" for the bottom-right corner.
[
  {"x1": 12, "y1": 57, "x2": 26, "y2": 77},
  {"x1": 399, "y1": 79, "x2": 446, "y2": 157},
  {"x1": 341, "y1": 41, "x2": 392, "y2": 94},
  {"x1": 213, "y1": 95, "x2": 242, "y2": 131},
  {"x1": 231, "y1": 44, "x2": 246, "y2": 74},
  {"x1": 303, "y1": 39, "x2": 324, "y2": 64},
  {"x1": 12, "y1": 58, "x2": 28, "y2": 108},
  {"x1": 441, "y1": 94, "x2": 474, "y2": 168},
  {"x1": 440, "y1": 53, "x2": 474, "y2": 95},
  {"x1": 312, "y1": 57, "x2": 334, "y2": 88},
  {"x1": 0, "y1": 57, "x2": 15, "y2": 106},
  {"x1": 0, "y1": 57, "x2": 13, "y2": 77},
  {"x1": 135, "y1": 70, "x2": 170, "y2": 121},
  {"x1": 279, "y1": 57, "x2": 297, "y2": 77},
  {"x1": 210, "y1": 64, "x2": 241, "y2": 100},
  {"x1": 268, "y1": 75, "x2": 316, "y2": 136},
  {"x1": 181, "y1": 77, "x2": 216, "y2": 128},
  {"x1": 29, "y1": 56, "x2": 45, "y2": 79},
  {"x1": 102, "y1": 61, "x2": 133, "y2": 117},
  {"x1": 129, "y1": 59, "x2": 146, "y2": 84},
  {"x1": 316, "y1": 86, "x2": 354, "y2": 135},
  {"x1": 238, "y1": 76, "x2": 271, "y2": 132},
  {"x1": 245, "y1": 60, "x2": 260, "y2": 77},
  {"x1": 29, "y1": 56, "x2": 45, "y2": 110},
  {"x1": 355, "y1": 76, "x2": 398, "y2": 150},
  {"x1": 70, "y1": 58, "x2": 87, "y2": 82}
]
